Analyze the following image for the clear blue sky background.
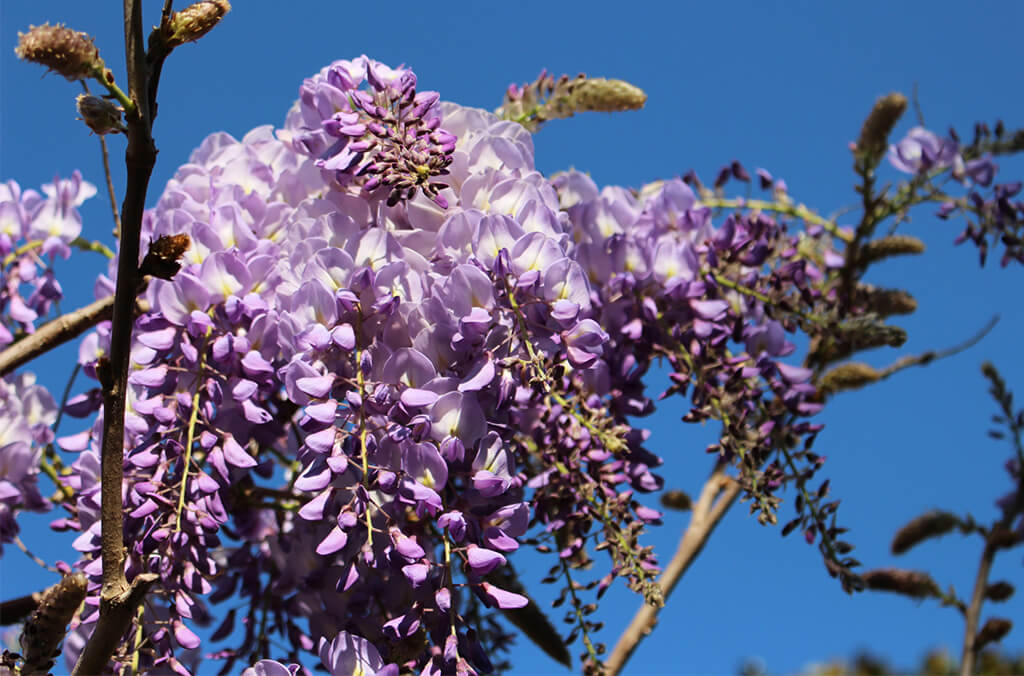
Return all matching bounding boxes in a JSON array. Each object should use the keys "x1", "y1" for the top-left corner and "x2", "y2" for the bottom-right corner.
[{"x1": 2, "y1": 2, "x2": 1023, "y2": 674}]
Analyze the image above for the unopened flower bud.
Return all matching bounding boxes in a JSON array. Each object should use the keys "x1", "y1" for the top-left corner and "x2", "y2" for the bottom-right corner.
[
  {"x1": 19, "y1": 572, "x2": 87, "y2": 674},
  {"x1": 857, "y1": 234, "x2": 926, "y2": 266},
  {"x1": 818, "y1": 362, "x2": 881, "y2": 395},
  {"x1": 571, "y1": 78, "x2": 647, "y2": 113},
  {"x1": 659, "y1": 489, "x2": 692, "y2": 511},
  {"x1": 985, "y1": 580, "x2": 1015, "y2": 602},
  {"x1": 890, "y1": 510, "x2": 960, "y2": 554},
  {"x1": 858, "y1": 285, "x2": 917, "y2": 317},
  {"x1": 974, "y1": 617, "x2": 1012, "y2": 649},
  {"x1": 861, "y1": 568, "x2": 940, "y2": 599},
  {"x1": 165, "y1": 0, "x2": 231, "y2": 48},
  {"x1": 857, "y1": 92, "x2": 907, "y2": 161},
  {"x1": 141, "y1": 234, "x2": 191, "y2": 280},
  {"x1": 76, "y1": 94, "x2": 126, "y2": 135},
  {"x1": 15, "y1": 23, "x2": 104, "y2": 81}
]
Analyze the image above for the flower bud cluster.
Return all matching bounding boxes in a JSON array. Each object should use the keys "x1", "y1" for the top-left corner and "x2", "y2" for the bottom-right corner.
[
  {"x1": 886, "y1": 125, "x2": 1022, "y2": 267},
  {"x1": 281, "y1": 56, "x2": 456, "y2": 208}
]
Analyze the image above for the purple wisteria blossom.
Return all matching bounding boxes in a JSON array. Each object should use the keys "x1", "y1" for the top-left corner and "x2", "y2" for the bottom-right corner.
[
  {"x1": 30, "y1": 55, "x2": 843, "y2": 674},
  {"x1": 888, "y1": 126, "x2": 959, "y2": 174}
]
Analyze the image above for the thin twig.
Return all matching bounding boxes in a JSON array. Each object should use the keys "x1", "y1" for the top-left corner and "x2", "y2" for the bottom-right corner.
[
  {"x1": 0, "y1": 592, "x2": 41, "y2": 626},
  {"x1": 878, "y1": 315, "x2": 999, "y2": 381},
  {"x1": 961, "y1": 541, "x2": 996, "y2": 675},
  {"x1": 14, "y1": 535, "x2": 59, "y2": 573},
  {"x1": 604, "y1": 465, "x2": 741, "y2": 675},
  {"x1": 81, "y1": 80, "x2": 121, "y2": 237},
  {"x1": 0, "y1": 296, "x2": 113, "y2": 378}
]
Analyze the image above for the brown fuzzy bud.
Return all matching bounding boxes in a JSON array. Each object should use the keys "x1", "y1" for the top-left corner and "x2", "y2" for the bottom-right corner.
[
  {"x1": 571, "y1": 78, "x2": 647, "y2": 113},
  {"x1": 857, "y1": 92, "x2": 907, "y2": 160},
  {"x1": 659, "y1": 489, "x2": 692, "y2": 511},
  {"x1": 818, "y1": 362, "x2": 881, "y2": 395},
  {"x1": 861, "y1": 568, "x2": 940, "y2": 599},
  {"x1": 165, "y1": 1, "x2": 231, "y2": 48},
  {"x1": 141, "y1": 234, "x2": 191, "y2": 280},
  {"x1": 19, "y1": 573, "x2": 87, "y2": 674},
  {"x1": 75, "y1": 93, "x2": 126, "y2": 135},
  {"x1": 14, "y1": 23, "x2": 104, "y2": 81},
  {"x1": 988, "y1": 527, "x2": 1021, "y2": 550},
  {"x1": 985, "y1": 580, "x2": 1015, "y2": 602},
  {"x1": 974, "y1": 617, "x2": 1012, "y2": 649},
  {"x1": 890, "y1": 510, "x2": 961, "y2": 554},
  {"x1": 857, "y1": 235, "x2": 926, "y2": 266},
  {"x1": 859, "y1": 285, "x2": 917, "y2": 317}
]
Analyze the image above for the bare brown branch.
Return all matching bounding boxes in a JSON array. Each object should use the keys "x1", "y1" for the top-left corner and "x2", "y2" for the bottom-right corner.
[
  {"x1": 604, "y1": 466, "x2": 741, "y2": 675},
  {"x1": 71, "y1": 1, "x2": 159, "y2": 672},
  {"x1": 0, "y1": 296, "x2": 113, "y2": 378}
]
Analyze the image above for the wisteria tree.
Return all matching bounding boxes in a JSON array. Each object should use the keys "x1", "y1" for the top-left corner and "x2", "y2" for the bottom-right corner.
[{"x1": 1, "y1": 3, "x2": 1022, "y2": 675}]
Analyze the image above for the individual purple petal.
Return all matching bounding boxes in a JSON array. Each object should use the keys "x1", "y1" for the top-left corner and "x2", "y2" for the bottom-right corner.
[
  {"x1": 318, "y1": 631, "x2": 387, "y2": 676},
  {"x1": 298, "y1": 489, "x2": 332, "y2": 521},
  {"x1": 776, "y1": 362, "x2": 813, "y2": 384},
  {"x1": 402, "y1": 563, "x2": 429, "y2": 587},
  {"x1": 297, "y1": 374, "x2": 335, "y2": 398},
  {"x1": 458, "y1": 356, "x2": 495, "y2": 392},
  {"x1": 305, "y1": 401, "x2": 338, "y2": 424},
  {"x1": 241, "y1": 399, "x2": 272, "y2": 424},
  {"x1": 316, "y1": 526, "x2": 348, "y2": 556},
  {"x1": 174, "y1": 620, "x2": 201, "y2": 650},
  {"x1": 478, "y1": 582, "x2": 528, "y2": 609},
  {"x1": 466, "y1": 545, "x2": 505, "y2": 575},
  {"x1": 128, "y1": 365, "x2": 169, "y2": 388},
  {"x1": 400, "y1": 387, "x2": 439, "y2": 408},
  {"x1": 242, "y1": 660, "x2": 296, "y2": 676},
  {"x1": 223, "y1": 436, "x2": 257, "y2": 468},
  {"x1": 391, "y1": 528, "x2": 425, "y2": 560},
  {"x1": 305, "y1": 427, "x2": 337, "y2": 454}
]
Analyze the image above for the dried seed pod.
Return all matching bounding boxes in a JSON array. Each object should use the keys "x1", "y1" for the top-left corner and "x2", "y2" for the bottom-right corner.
[
  {"x1": 15, "y1": 23, "x2": 104, "y2": 81},
  {"x1": 19, "y1": 573, "x2": 87, "y2": 675},
  {"x1": 985, "y1": 580, "x2": 1015, "y2": 602},
  {"x1": 890, "y1": 510, "x2": 961, "y2": 554},
  {"x1": 974, "y1": 617, "x2": 1012, "y2": 650},
  {"x1": 858, "y1": 285, "x2": 917, "y2": 317},
  {"x1": 861, "y1": 568, "x2": 940, "y2": 599}
]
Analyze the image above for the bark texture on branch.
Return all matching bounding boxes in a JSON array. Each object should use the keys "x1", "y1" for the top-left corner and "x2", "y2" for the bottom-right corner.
[
  {"x1": 0, "y1": 296, "x2": 113, "y2": 378},
  {"x1": 604, "y1": 467, "x2": 740, "y2": 675}
]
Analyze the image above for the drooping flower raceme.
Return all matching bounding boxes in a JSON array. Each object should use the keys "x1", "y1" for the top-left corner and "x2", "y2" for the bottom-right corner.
[{"x1": 1, "y1": 56, "x2": 844, "y2": 675}]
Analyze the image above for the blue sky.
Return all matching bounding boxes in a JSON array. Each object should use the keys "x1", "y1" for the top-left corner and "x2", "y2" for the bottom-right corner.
[{"x1": 2, "y1": 2, "x2": 1023, "y2": 674}]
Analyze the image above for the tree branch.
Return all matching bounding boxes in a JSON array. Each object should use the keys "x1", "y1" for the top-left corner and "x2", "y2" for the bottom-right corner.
[
  {"x1": 0, "y1": 296, "x2": 113, "y2": 378},
  {"x1": 960, "y1": 541, "x2": 996, "y2": 675},
  {"x1": 71, "y1": 1, "x2": 158, "y2": 673},
  {"x1": 0, "y1": 592, "x2": 41, "y2": 626},
  {"x1": 70, "y1": 573, "x2": 158, "y2": 676},
  {"x1": 604, "y1": 465, "x2": 741, "y2": 675}
]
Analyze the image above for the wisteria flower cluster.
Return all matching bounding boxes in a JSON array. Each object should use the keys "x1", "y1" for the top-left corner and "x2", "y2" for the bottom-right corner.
[
  {"x1": 0, "y1": 172, "x2": 98, "y2": 348},
  {"x1": 5, "y1": 52, "x2": 1021, "y2": 676}
]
